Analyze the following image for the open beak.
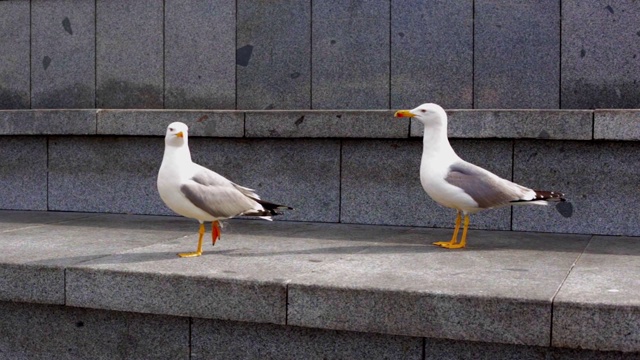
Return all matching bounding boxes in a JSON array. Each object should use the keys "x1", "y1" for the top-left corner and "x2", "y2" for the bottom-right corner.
[
  {"x1": 394, "y1": 110, "x2": 414, "y2": 118},
  {"x1": 176, "y1": 132, "x2": 184, "y2": 138}
]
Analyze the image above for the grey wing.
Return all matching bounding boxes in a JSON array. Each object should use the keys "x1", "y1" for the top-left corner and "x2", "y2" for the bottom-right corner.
[
  {"x1": 445, "y1": 162, "x2": 532, "y2": 209},
  {"x1": 181, "y1": 166, "x2": 260, "y2": 218}
]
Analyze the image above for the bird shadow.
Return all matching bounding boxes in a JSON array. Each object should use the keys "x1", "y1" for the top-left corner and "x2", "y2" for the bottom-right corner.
[{"x1": 14, "y1": 213, "x2": 639, "y2": 269}]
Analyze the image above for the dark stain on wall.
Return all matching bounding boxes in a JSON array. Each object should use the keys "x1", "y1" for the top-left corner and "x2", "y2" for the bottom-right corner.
[{"x1": 236, "y1": 45, "x2": 254, "y2": 67}]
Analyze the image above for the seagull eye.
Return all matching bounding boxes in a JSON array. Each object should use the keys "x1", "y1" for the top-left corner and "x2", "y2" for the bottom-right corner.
[
  {"x1": 169, "y1": 127, "x2": 174, "y2": 132},
  {"x1": 421, "y1": 109, "x2": 426, "y2": 113}
]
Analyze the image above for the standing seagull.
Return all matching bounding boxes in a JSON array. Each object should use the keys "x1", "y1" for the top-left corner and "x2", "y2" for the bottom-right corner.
[
  {"x1": 157, "y1": 122, "x2": 292, "y2": 257},
  {"x1": 394, "y1": 103, "x2": 566, "y2": 249}
]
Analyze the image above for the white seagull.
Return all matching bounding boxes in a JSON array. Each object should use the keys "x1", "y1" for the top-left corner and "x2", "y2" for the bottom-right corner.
[
  {"x1": 157, "y1": 122, "x2": 292, "y2": 257},
  {"x1": 394, "y1": 103, "x2": 566, "y2": 249}
]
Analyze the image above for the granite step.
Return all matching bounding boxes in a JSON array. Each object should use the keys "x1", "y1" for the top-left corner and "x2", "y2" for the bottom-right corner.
[
  {"x1": 0, "y1": 210, "x2": 638, "y2": 358},
  {"x1": 2, "y1": 109, "x2": 639, "y2": 239}
]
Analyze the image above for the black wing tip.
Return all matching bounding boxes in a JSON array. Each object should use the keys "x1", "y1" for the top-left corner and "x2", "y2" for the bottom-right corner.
[
  {"x1": 256, "y1": 199, "x2": 294, "y2": 212},
  {"x1": 509, "y1": 190, "x2": 567, "y2": 204},
  {"x1": 533, "y1": 190, "x2": 566, "y2": 202}
]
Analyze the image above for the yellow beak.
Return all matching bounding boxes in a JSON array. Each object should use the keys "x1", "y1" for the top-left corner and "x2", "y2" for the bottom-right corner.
[
  {"x1": 176, "y1": 132, "x2": 184, "y2": 138},
  {"x1": 394, "y1": 110, "x2": 414, "y2": 118}
]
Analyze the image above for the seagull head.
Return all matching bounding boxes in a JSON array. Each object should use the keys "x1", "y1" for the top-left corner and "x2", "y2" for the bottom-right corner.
[
  {"x1": 165, "y1": 122, "x2": 189, "y2": 147},
  {"x1": 394, "y1": 103, "x2": 447, "y2": 127}
]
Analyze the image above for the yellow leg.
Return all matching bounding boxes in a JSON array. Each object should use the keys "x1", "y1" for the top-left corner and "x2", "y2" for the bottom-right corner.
[
  {"x1": 433, "y1": 211, "x2": 461, "y2": 247},
  {"x1": 178, "y1": 223, "x2": 205, "y2": 257},
  {"x1": 438, "y1": 214, "x2": 470, "y2": 249},
  {"x1": 212, "y1": 220, "x2": 221, "y2": 246}
]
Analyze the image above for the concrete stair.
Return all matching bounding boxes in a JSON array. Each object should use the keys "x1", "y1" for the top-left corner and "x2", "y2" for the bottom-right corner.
[
  {"x1": 1, "y1": 109, "x2": 639, "y2": 358},
  {"x1": 1, "y1": 108, "x2": 638, "y2": 236},
  {"x1": 0, "y1": 210, "x2": 638, "y2": 359}
]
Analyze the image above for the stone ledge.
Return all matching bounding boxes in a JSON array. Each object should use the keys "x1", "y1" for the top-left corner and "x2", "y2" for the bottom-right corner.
[
  {"x1": 1, "y1": 108, "x2": 637, "y2": 141},
  {"x1": 594, "y1": 110, "x2": 640, "y2": 141},
  {"x1": 410, "y1": 110, "x2": 593, "y2": 140},
  {"x1": 0, "y1": 210, "x2": 638, "y2": 352},
  {"x1": 0, "y1": 109, "x2": 96, "y2": 135},
  {"x1": 245, "y1": 110, "x2": 407, "y2": 138},
  {"x1": 96, "y1": 109, "x2": 244, "y2": 137}
]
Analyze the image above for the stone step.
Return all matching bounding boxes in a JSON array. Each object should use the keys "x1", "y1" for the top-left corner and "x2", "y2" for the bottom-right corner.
[
  {"x1": 1, "y1": 109, "x2": 638, "y2": 237},
  {"x1": 1, "y1": 108, "x2": 639, "y2": 140},
  {"x1": 0, "y1": 210, "x2": 638, "y2": 358}
]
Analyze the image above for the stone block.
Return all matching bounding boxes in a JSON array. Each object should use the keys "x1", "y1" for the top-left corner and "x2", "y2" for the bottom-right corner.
[
  {"x1": 31, "y1": 0, "x2": 95, "y2": 108},
  {"x1": 0, "y1": 263, "x2": 64, "y2": 305},
  {"x1": 424, "y1": 338, "x2": 547, "y2": 360},
  {"x1": 594, "y1": 110, "x2": 640, "y2": 140},
  {"x1": 287, "y1": 229, "x2": 589, "y2": 346},
  {"x1": 340, "y1": 139, "x2": 512, "y2": 230},
  {"x1": 67, "y1": 267, "x2": 287, "y2": 325},
  {"x1": 0, "y1": 208, "x2": 97, "y2": 306},
  {"x1": 0, "y1": 0, "x2": 30, "y2": 109},
  {"x1": 48, "y1": 136, "x2": 171, "y2": 215},
  {"x1": 237, "y1": 0, "x2": 311, "y2": 110},
  {"x1": 245, "y1": 110, "x2": 407, "y2": 138},
  {"x1": 65, "y1": 221, "x2": 374, "y2": 324},
  {"x1": 0, "y1": 137, "x2": 47, "y2": 210},
  {"x1": 192, "y1": 318, "x2": 422, "y2": 359},
  {"x1": 512, "y1": 141, "x2": 640, "y2": 236},
  {"x1": 0, "y1": 213, "x2": 195, "y2": 304},
  {"x1": 186, "y1": 138, "x2": 340, "y2": 222},
  {"x1": 312, "y1": 0, "x2": 390, "y2": 109},
  {"x1": 97, "y1": 110, "x2": 243, "y2": 137},
  {"x1": 0, "y1": 109, "x2": 96, "y2": 135},
  {"x1": 391, "y1": 0, "x2": 473, "y2": 109},
  {"x1": 0, "y1": 301, "x2": 188, "y2": 359},
  {"x1": 165, "y1": 0, "x2": 235, "y2": 109},
  {"x1": 561, "y1": 1, "x2": 640, "y2": 109},
  {"x1": 410, "y1": 110, "x2": 593, "y2": 140},
  {"x1": 475, "y1": 0, "x2": 560, "y2": 108},
  {"x1": 96, "y1": 0, "x2": 163, "y2": 108},
  {"x1": 552, "y1": 236, "x2": 640, "y2": 352}
]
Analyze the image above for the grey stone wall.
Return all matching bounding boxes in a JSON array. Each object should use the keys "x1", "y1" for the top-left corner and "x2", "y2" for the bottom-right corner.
[
  {"x1": 1, "y1": 301, "x2": 638, "y2": 359},
  {"x1": 1, "y1": 0, "x2": 639, "y2": 110}
]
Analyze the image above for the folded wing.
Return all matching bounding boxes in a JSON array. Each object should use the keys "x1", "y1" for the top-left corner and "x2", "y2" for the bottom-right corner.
[{"x1": 181, "y1": 166, "x2": 263, "y2": 219}]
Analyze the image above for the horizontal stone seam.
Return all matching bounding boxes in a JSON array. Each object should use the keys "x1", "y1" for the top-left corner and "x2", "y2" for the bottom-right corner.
[{"x1": 1, "y1": 133, "x2": 618, "y2": 141}]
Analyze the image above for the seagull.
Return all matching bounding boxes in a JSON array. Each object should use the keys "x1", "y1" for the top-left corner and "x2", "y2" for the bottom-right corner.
[
  {"x1": 394, "y1": 103, "x2": 566, "y2": 249},
  {"x1": 157, "y1": 122, "x2": 292, "y2": 257}
]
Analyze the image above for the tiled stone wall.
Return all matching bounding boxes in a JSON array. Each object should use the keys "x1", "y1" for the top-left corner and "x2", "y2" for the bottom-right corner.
[
  {"x1": 474, "y1": 0, "x2": 560, "y2": 108},
  {"x1": 0, "y1": 0, "x2": 30, "y2": 109},
  {"x1": 2, "y1": 301, "x2": 637, "y2": 359},
  {"x1": 562, "y1": 1, "x2": 640, "y2": 109},
  {"x1": 95, "y1": 0, "x2": 164, "y2": 108},
  {"x1": 0, "y1": 301, "x2": 190, "y2": 359},
  {"x1": 2, "y1": 0, "x2": 640, "y2": 110},
  {"x1": 31, "y1": 0, "x2": 95, "y2": 108},
  {"x1": 0, "y1": 137, "x2": 47, "y2": 211},
  {"x1": 166, "y1": 0, "x2": 235, "y2": 109}
]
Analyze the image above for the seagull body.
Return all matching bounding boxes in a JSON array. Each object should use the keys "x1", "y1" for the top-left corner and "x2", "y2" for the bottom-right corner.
[
  {"x1": 395, "y1": 103, "x2": 565, "y2": 248},
  {"x1": 158, "y1": 122, "x2": 292, "y2": 257}
]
